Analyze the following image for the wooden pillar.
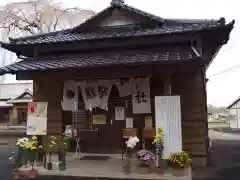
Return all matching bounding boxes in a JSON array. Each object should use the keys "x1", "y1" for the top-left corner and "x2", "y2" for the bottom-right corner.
[
  {"x1": 164, "y1": 75, "x2": 171, "y2": 95},
  {"x1": 33, "y1": 79, "x2": 63, "y2": 148}
]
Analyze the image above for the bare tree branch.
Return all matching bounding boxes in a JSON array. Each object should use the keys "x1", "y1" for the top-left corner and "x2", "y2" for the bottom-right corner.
[
  {"x1": 0, "y1": 0, "x2": 95, "y2": 40},
  {"x1": 53, "y1": 7, "x2": 77, "y2": 31}
]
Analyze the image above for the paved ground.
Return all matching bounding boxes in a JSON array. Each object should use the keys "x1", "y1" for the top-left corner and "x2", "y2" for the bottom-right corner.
[
  {"x1": 201, "y1": 130, "x2": 240, "y2": 180},
  {"x1": 0, "y1": 145, "x2": 15, "y2": 180},
  {"x1": 1, "y1": 129, "x2": 240, "y2": 180}
]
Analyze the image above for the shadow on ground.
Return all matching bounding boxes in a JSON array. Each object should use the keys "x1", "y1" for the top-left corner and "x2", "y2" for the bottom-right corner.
[
  {"x1": 202, "y1": 139, "x2": 240, "y2": 180},
  {"x1": 220, "y1": 128, "x2": 240, "y2": 134}
]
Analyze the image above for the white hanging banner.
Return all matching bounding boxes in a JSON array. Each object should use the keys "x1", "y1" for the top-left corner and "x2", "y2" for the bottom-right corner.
[
  {"x1": 155, "y1": 96, "x2": 182, "y2": 159},
  {"x1": 79, "y1": 80, "x2": 100, "y2": 110},
  {"x1": 131, "y1": 78, "x2": 151, "y2": 114},
  {"x1": 78, "y1": 80, "x2": 113, "y2": 111},
  {"x1": 116, "y1": 78, "x2": 132, "y2": 97},
  {"x1": 97, "y1": 80, "x2": 113, "y2": 110},
  {"x1": 62, "y1": 81, "x2": 78, "y2": 111}
]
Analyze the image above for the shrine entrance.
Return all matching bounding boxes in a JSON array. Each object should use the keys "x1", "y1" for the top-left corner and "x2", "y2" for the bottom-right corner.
[{"x1": 62, "y1": 78, "x2": 157, "y2": 154}]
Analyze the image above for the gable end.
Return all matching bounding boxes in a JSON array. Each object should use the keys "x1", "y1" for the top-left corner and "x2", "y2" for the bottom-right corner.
[{"x1": 72, "y1": 3, "x2": 164, "y2": 32}]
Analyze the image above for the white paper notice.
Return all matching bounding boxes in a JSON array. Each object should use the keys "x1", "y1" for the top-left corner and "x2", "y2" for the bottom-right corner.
[
  {"x1": 115, "y1": 107, "x2": 125, "y2": 120},
  {"x1": 131, "y1": 78, "x2": 151, "y2": 114},
  {"x1": 155, "y1": 96, "x2": 182, "y2": 159},
  {"x1": 27, "y1": 102, "x2": 48, "y2": 135},
  {"x1": 126, "y1": 118, "x2": 133, "y2": 128}
]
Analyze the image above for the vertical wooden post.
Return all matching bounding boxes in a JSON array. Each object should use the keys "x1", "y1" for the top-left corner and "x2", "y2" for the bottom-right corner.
[{"x1": 164, "y1": 75, "x2": 171, "y2": 96}]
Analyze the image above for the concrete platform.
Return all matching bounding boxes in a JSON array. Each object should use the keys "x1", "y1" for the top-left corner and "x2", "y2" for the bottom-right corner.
[{"x1": 29, "y1": 153, "x2": 192, "y2": 180}]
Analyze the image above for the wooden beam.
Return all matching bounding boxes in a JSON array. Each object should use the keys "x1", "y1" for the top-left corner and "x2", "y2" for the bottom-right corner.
[
  {"x1": 16, "y1": 63, "x2": 201, "y2": 81},
  {"x1": 11, "y1": 33, "x2": 199, "y2": 57}
]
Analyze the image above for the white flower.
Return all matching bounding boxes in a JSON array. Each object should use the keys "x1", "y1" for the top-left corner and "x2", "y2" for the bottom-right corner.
[
  {"x1": 16, "y1": 137, "x2": 29, "y2": 146},
  {"x1": 9, "y1": 157, "x2": 12, "y2": 160},
  {"x1": 21, "y1": 138, "x2": 29, "y2": 142},
  {"x1": 126, "y1": 136, "x2": 139, "y2": 149}
]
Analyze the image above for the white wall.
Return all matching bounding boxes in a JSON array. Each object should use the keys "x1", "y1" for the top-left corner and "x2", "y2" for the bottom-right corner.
[
  {"x1": 98, "y1": 9, "x2": 138, "y2": 26},
  {"x1": 229, "y1": 101, "x2": 240, "y2": 128}
]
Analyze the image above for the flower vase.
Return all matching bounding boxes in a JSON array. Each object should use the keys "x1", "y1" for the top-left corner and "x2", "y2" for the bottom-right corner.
[
  {"x1": 36, "y1": 148, "x2": 44, "y2": 166},
  {"x1": 58, "y1": 149, "x2": 66, "y2": 171},
  {"x1": 156, "y1": 167, "x2": 164, "y2": 175},
  {"x1": 58, "y1": 149, "x2": 66, "y2": 162},
  {"x1": 138, "y1": 164, "x2": 150, "y2": 174},
  {"x1": 12, "y1": 168, "x2": 38, "y2": 180},
  {"x1": 47, "y1": 152, "x2": 52, "y2": 170},
  {"x1": 171, "y1": 168, "x2": 189, "y2": 177},
  {"x1": 43, "y1": 154, "x2": 47, "y2": 168},
  {"x1": 122, "y1": 157, "x2": 131, "y2": 174},
  {"x1": 12, "y1": 169, "x2": 19, "y2": 180},
  {"x1": 122, "y1": 165, "x2": 131, "y2": 174},
  {"x1": 28, "y1": 168, "x2": 38, "y2": 179}
]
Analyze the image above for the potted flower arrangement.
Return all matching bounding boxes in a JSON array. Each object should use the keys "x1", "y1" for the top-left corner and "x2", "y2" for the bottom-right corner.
[
  {"x1": 44, "y1": 136, "x2": 57, "y2": 170},
  {"x1": 152, "y1": 127, "x2": 164, "y2": 175},
  {"x1": 168, "y1": 151, "x2": 191, "y2": 177},
  {"x1": 123, "y1": 136, "x2": 139, "y2": 174},
  {"x1": 136, "y1": 150, "x2": 154, "y2": 174},
  {"x1": 10, "y1": 136, "x2": 41, "y2": 179}
]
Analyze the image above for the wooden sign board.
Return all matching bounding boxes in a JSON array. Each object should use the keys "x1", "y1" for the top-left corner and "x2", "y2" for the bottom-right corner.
[
  {"x1": 155, "y1": 96, "x2": 182, "y2": 159},
  {"x1": 27, "y1": 102, "x2": 48, "y2": 135},
  {"x1": 144, "y1": 116, "x2": 153, "y2": 128},
  {"x1": 93, "y1": 115, "x2": 106, "y2": 125},
  {"x1": 126, "y1": 118, "x2": 133, "y2": 128},
  {"x1": 115, "y1": 107, "x2": 125, "y2": 120}
]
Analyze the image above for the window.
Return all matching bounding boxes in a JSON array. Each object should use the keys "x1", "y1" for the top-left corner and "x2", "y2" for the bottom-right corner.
[
  {"x1": 17, "y1": 107, "x2": 28, "y2": 125},
  {"x1": 0, "y1": 108, "x2": 11, "y2": 122}
]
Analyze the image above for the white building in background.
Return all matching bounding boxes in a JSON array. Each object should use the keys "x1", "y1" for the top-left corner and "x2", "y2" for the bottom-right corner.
[
  {"x1": 227, "y1": 97, "x2": 240, "y2": 128},
  {"x1": 0, "y1": 0, "x2": 94, "y2": 83}
]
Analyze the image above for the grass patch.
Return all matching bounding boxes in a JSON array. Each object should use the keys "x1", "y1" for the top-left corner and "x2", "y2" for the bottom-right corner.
[
  {"x1": 208, "y1": 121, "x2": 230, "y2": 132},
  {"x1": 210, "y1": 127, "x2": 228, "y2": 132},
  {"x1": 208, "y1": 122, "x2": 229, "y2": 128}
]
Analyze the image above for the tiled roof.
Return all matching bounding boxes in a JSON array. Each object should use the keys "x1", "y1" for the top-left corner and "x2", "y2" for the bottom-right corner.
[
  {"x1": 72, "y1": 2, "x2": 165, "y2": 29},
  {"x1": 0, "y1": 45, "x2": 201, "y2": 75},
  {"x1": 227, "y1": 96, "x2": 240, "y2": 109},
  {"x1": 0, "y1": 83, "x2": 33, "y2": 99},
  {"x1": 8, "y1": 23, "x2": 226, "y2": 45},
  {"x1": 6, "y1": 1, "x2": 234, "y2": 45}
]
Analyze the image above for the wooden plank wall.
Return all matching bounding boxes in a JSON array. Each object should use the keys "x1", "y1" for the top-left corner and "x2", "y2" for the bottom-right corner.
[
  {"x1": 171, "y1": 70, "x2": 207, "y2": 166},
  {"x1": 32, "y1": 80, "x2": 63, "y2": 146},
  {"x1": 31, "y1": 70, "x2": 208, "y2": 166}
]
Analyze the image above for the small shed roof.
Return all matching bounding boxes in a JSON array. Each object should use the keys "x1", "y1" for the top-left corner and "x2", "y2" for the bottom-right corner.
[
  {"x1": 0, "y1": 83, "x2": 33, "y2": 100},
  {"x1": 7, "y1": 88, "x2": 32, "y2": 104},
  {"x1": 227, "y1": 96, "x2": 240, "y2": 109}
]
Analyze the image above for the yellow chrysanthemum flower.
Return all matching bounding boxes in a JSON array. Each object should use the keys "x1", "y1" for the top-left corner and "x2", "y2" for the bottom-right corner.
[{"x1": 32, "y1": 136, "x2": 37, "y2": 140}]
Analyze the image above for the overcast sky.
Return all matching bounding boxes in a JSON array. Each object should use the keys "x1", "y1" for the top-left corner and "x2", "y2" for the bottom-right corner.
[{"x1": 0, "y1": 0, "x2": 239, "y2": 107}]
